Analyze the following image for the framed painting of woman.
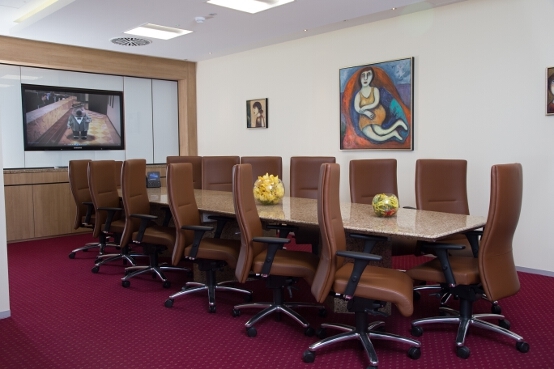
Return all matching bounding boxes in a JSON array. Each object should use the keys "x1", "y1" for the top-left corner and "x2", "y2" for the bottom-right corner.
[
  {"x1": 340, "y1": 57, "x2": 414, "y2": 150},
  {"x1": 546, "y1": 67, "x2": 554, "y2": 115},
  {"x1": 247, "y1": 98, "x2": 268, "y2": 128}
]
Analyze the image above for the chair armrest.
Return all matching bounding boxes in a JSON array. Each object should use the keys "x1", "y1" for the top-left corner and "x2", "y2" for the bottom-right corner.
[
  {"x1": 82, "y1": 201, "x2": 94, "y2": 226},
  {"x1": 98, "y1": 206, "x2": 123, "y2": 233},
  {"x1": 130, "y1": 214, "x2": 158, "y2": 243},
  {"x1": 348, "y1": 234, "x2": 387, "y2": 253},
  {"x1": 207, "y1": 215, "x2": 233, "y2": 238},
  {"x1": 336, "y1": 250, "x2": 382, "y2": 298},
  {"x1": 180, "y1": 224, "x2": 215, "y2": 259},
  {"x1": 419, "y1": 242, "x2": 465, "y2": 286},
  {"x1": 252, "y1": 236, "x2": 291, "y2": 276}
]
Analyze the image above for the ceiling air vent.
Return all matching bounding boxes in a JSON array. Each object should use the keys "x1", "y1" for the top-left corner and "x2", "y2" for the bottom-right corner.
[{"x1": 110, "y1": 37, "x2": 152, "y2": 47}]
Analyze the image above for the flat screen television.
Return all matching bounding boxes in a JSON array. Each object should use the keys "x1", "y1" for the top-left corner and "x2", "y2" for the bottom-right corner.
[{"x1": 21, "y1": 84, "x2": 125, "y2": 151}]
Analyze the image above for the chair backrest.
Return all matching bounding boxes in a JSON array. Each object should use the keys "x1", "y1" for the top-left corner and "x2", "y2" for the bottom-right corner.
[
  {"x1": 167, "y1": 162, "x2": 202, "y2": 266},
  {"x1": 415, "y1": 159, "x2": 469, "y2": 214},
  {"x1": 202, "y1": 156, "x2": 240, "y2": 191},
  {"x1": 312, "y1": 163, "x2": 345, "y2": 303},
  {"x1": 240, "y1": 156, "x2": 283, "y2": 185},
  {"x1": 68, "y1": 159, "x2": 93, "y2": 230},
  {"x1": 114, "y1": 160, "x2": 123, "y2": 189},
  {"x1": 349, "y1": 159, "x2": 398, "y2": 204},
  {"x1": 290, "y1": 156, "x2": 336, "y2": 199},
  {"x1": 478, "y1": 163, "x2": 522, "y2": 302},
  {"x1": 88, "y1": 160, "x2": 120, "y2": 238},
  {"x1": 120, "y1": 159, "x2": 151, "y2": 246},
  {"x1": 167, "y1": 156, "x2": 203, "y2": 189},
  {"x1": 232, "y1": 163, "x2": 265, "y2": 283}
]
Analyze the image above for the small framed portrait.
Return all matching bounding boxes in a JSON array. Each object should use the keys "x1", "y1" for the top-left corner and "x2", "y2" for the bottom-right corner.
[
  {"x1": 547, "y1": 67, "x2": 554, "y2": 115},
  {"x1": 247, "y1": 98, "x2": 268, "y2": 128}
]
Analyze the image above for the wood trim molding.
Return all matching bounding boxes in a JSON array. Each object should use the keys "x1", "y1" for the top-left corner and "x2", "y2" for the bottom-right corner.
[{"x1": 0, "y1": 35, "x2": 197, "y2": 155}]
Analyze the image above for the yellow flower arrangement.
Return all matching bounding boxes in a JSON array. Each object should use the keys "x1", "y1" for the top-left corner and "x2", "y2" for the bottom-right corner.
[
  {"x1": 372, "y1": 193, "x2": 399, "y2": 217},
  {"x1": 253, "y1": 173, "x2": 285, "y2": 205}
]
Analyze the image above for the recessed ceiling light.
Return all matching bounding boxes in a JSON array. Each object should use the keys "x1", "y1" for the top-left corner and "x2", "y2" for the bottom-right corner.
[
  {"x1": 207, "y1": 0, "x2": 294, "y2": 14},
  {"x1": 125, "y1": 23, "x2": 192, "y2": 40}
]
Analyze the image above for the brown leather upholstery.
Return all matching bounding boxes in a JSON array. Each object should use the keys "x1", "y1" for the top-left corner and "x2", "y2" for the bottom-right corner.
[
  {"x1": 166, "y1": 162, "x2": 251, "y2": 311},
  {"x1": 415, "y1": 159, "x2": 473, "y2": 257},
  {"x1": 88, "y1": 160, "x2": 125, "y2": 239},
  {"x1": 68, "y1": 159, "x2": 100, "y2": 258},
  {"x1": 120, "y1": 159, "x2": 189, "y2": 288},
  {"x1": 314, "y1": 163, "x2": 414, "y2": 316},
  {"x1": 202, "y1": 156, "x2": 240, "y2": 191},
  {"x1": 406, "y1": 163, "x2": 527, "y2": 357},
  {"x1": 290, "y1": 156, "x2": 336, "y2": 199},
  {"x1": 88, "y1": 160, "x2": 135, "y2": 272},
  {"x1": 240, "y1": 156, "x2": 282, "y2": 184},
  {"x1": 232, "y1": 163, "x2": 324, "y2": 335},
  {"x1": 167, "y1": 156, "x2": 202, "y2": 189},
  {"x1": 349, "y1": 159, "x2": 398, "y2": 204},
  {"x1": 114, "y1": 160, "x2": 122, "y2": 189},
  {"x1": 305, "y1": 163, "x2": 419, "y2": 367},
  {"x1": 69, "y1": 159, "x2": 94, "y2": 230}
]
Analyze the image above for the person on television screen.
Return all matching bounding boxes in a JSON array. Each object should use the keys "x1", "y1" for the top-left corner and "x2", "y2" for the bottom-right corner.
[{"x1": 67, "y1": 108, "x2": 92, "y2": 140}]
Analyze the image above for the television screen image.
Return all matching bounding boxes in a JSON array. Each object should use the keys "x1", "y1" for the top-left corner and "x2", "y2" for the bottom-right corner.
[{"x1": 21, "y1": 84, "x2": 125, "y2": 151}]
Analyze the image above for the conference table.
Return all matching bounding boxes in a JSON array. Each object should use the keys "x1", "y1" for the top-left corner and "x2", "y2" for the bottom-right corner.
[
  {"x1": 146, "y1": 187, "x2": 486, "y2": 242},
  {"x1": 146, "y1": 187, "x2": 485, "y2": 312}
]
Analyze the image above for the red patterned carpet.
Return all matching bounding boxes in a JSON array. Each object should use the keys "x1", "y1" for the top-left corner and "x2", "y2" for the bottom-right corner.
[{"x1": 0, "y1": 233, "x2": 552, "y2": 368}]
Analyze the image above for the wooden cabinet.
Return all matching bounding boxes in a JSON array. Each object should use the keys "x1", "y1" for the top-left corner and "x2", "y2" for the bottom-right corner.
[{"x1": 3, "y1": 169, "x2": 84, "y2": 242}]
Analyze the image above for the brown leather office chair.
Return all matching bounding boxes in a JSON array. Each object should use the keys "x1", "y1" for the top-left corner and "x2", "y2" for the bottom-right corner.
[
  {"x1": 231, "y1": 163, "x2": 325, "y2": 337},
  {"x1": 349, "y1": 158, "x2": 398, "y2": 204},
  {"x1": 302, "y1": 163, "x2": 420, "y2": 368},
  {"x1": 164, "y1": 162, "x2": 252, "y2": 312},
  {"x1": 68, "y1": 159, "x2": 97, "y2": 259},
  {"x1": 120, "y1": 159, "x2": 190, "y2": 288},
  {"x1": 202, "y1": 156, "x2": 240, "y2": 191},
  {"x1": 240, "y1": 156, "x2": 282, "y2": 185},
  {"x1": 167, "y1": 156, "x2": 202, "y2": 189},
  {"x1": 290, "y1": 156, "x2": 336, "y2": 253},
  {"x1": 348, "y1": 158, "x2": 414, "y2": 257},
  {"x1": 407, "y1": 163, "x2": 529, "y2": 359},
  {"x1": 114, "y1": 160, "x2": 122, "y2": 189},
  {"x1": 88, "y1": 160, "x2": 138, "y2": 274}
]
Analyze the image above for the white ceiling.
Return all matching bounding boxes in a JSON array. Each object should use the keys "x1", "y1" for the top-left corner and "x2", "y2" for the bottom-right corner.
[{"x1": 0, "y1": 0, "x2": 465, "y2": 62}]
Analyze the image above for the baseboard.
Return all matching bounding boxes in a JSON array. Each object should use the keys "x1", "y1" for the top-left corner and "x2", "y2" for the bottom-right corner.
[
  {"x1": 517, "y1": 266, "x2": 554, "y2": 277},
  {"x1": 0, "y1": 309, "x2": 11, "y2": 319}
]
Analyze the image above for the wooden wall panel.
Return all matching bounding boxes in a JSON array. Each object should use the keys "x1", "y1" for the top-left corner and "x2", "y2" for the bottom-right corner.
[
  {"x1": 32, "y1": 183, "x2": 74, "y2": 238},
  {"x1": 0, "y1": 35, "x2": 197, "y2": 156}
]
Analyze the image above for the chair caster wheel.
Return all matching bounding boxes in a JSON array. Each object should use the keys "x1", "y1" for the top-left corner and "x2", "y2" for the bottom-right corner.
[
  {"x1": 244, "y1": 294, "x2": 253, "y2": 302},
  {"x1": 318, "y1": 308, "x2": 327, "y2": 317},
  {"x1": 209, "y1": 305, "x2": 216, "y2": 313},
  {"x1": 456, "y1": 345, "x2": 470, "y2": 359},
  {"x1": 91, "y1": 266, "x2": 100, "y2": 273},
  {"x1": 304, "y1": 326, "x2": 315, "y2": 337},
  {"x1": 516, "y1": 341, "x2": 530, "y2": 353},
  {"x1": 232, "y1": 309, "x2": 241, "y2": 317},
  {"x1": 413, "y1": 290, "x2": 421, "y2": 301},
  {"x1": 302, "y1": 350, "x2": 315, "y2": 363},
  {"x1": 163, "y1": 281, "x2": 171, "y2": 289},
  {"x1": 499, "y1": 319, "x2": 510, "y2": 330},
  {"x1": 246, "y1": 326, "x2": 257, "y2": 337},
  {"x1": 491, "y1": 304, "x2": 502, "y2": 314},
  {"x1": 68, "y1": 252, "x2": 76, "y2": 259},
  {"x1": 164, "y1": 299, "x2": 174, "y2": 308},
  {"x1": 122, "y1": 280, "x2": 130, "y2": 288},
  {"x1": 411, "y1": 325, "x2": 423, "y2": 337},
  {"x1": 316, "y1": 327, "x2": 327, "y2": 339},
  {"x1": 408, "y1": 346, "x2": 421, "y2": 360}
]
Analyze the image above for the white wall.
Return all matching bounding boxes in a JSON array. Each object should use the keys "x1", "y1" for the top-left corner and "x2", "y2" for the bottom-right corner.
[
  {"x1": 0, "y1": 101, "x2": 10, "y2": 319},
  {"x1": 196, "y1": 0, "x2": 554, "y2": 273}
]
